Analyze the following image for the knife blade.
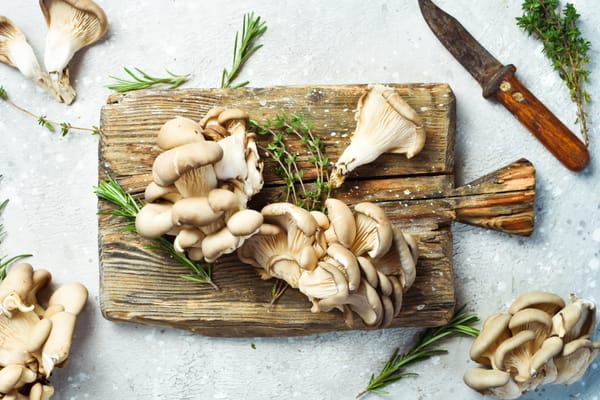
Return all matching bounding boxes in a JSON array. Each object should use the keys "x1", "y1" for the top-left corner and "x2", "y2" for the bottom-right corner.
[{"x1": 418, "y1": 0, "x2": 589, "y2": 171}]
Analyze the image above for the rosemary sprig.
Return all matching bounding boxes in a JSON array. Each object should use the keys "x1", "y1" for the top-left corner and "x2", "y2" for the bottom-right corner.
[
  {"x1": 0, "y1": 85, "x2": 99, "y2": 136},
  {"x1": 517, "y1": 0, "x2": 591, "y2": 145},
  {"x1": 0, "y1": 198, "x2": 32, "y2": 280},
  {"x1": 94, "y1": 175, "x2": 217, "y2": 289},
  {"x1": 249, "y1": 112, "x2": 331, "y2": 211},
  {"x1": 106, "y1": 67, "x2": 190, "y2": 93},
  {"x1": 356, "y1": 305, "x2": 480, "y2": 398},
  {"x1": 221, "y1": 12, "x2": 267, "y2": 89}
]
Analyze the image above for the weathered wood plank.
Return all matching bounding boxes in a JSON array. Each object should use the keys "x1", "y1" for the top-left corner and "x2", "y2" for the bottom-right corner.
[{"x1": 98, "y1": 84, "x2": 458, "y2": 337}]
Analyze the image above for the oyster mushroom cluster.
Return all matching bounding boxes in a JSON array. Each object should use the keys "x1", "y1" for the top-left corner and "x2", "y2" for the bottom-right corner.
[
  {"x1": 0, "y1": 263, "x2": 88, "y2": 399},
  {"x1": 136, "y1": 108, "x2": 264, "y2": 262},
  {"x1": 238, "y1": 198, "x2": 418, "y2": 328},
  {"x1": 0, "y1": 0, "x2": 107, "y2": 103},
  {"x1": 330, "y1": 83, "x2": 426, "y2": 188},
  {"x1": 464, "y1": 291, "x2": 600, "y2": 399}
]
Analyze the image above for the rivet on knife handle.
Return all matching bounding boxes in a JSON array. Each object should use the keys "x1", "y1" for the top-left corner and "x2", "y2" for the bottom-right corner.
[
  {"x1": 418, "y1": 0, "x2": 590, "y2": 171},
  {"x1": 489, "y1": 65, "x2": 589, "y2": 171}
]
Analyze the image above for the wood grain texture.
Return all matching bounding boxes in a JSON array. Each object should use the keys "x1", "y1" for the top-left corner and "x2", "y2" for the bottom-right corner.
[
  {"x1": 98, "y1": 84, "x2": 532, "y2": 337},
  {"x1": 493, "y1": 66, "x2": 589, "y2": 171}
]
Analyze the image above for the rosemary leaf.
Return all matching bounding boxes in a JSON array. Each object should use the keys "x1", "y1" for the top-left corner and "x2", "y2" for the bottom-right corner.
[
  {"x1": 516, "y1": 0, "x2": 591, "y2": 144},
  {"x1": 106, "y1": 67, "x2": 190, "y2": 93},
  {"x1": 221, "y1": 12, "x2": 267, "y2": 89},
  {"x1": 94, "y1": 175, "x2": 216, "y2": 289},
  {"x1": 357, "y1": 305, "x2": 480, "y2": 398},
  {"x1": 0, "y1": 198, "x2": 32, "y2": 280}
]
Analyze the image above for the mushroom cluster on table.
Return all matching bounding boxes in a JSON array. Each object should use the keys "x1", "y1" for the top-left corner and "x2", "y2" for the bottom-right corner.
[
  {"x1": 237, "y1": 198, "x2": 418, "y2": 328},
  {"x1": 330, "y1": 83, "x2": 426, "y2": 188},
  {"x1": 135, "y1": 108, "x2": 264, "y2": 263},
  {"x1": 0, "y1": 0, "x2": 108, "y2": 104},
  {"x1": 463, "y1": 291, "x2": 600, "y2": 399},
  {"x1": 0, "y1": 263, "x2": 88, "y2": 399}
]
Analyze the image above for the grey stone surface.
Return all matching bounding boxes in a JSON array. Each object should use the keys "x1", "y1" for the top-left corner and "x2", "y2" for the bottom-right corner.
[{"x1": 0, "y1": 0, "x2": 598, "y2": 398}]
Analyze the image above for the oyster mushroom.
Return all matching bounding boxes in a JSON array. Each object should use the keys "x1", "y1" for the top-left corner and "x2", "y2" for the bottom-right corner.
[
  {"x1": 350, "y1": 202, "x2": 393, "y2": 258},
  {"x1": 465, "y1": 291, "x2": 600, "y2": 399},
  {"x1": 331, "y1": 84, "x2": 426, "y2": 188},
  {"x1": 39, "y1": 0, "x2": 108, "y2": 104},
  {"x1": 0, "y1": 264, "x2": 87, "y2": 398},
  {"x1": 0, "y1": 16, "x2": 61, "y2": 101},
  {"x1": 463, "y1": 368, "x2": 522, "y2": 399}
]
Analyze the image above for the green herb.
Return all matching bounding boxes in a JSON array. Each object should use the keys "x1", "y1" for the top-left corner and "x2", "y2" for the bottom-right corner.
[
  {"x1": 249, "y1": 112, "x2": 331, "y2": 211},
  {"x1": 517, "y1": 0, "x2": 591, "y2": 145},
  {"x1": 269, "y1": 279, "x2": 289, "y2": 310},
  {"x1": 106, "y1": 67, "x2": 189, "y2": 93},
  {"x1": 251, "y1": 343, "x2": 256, "y2": 349},
  {"x1": 94, "y1": 175, "x2": 217, "y2": 289},
  {"x1": 0, "y1": 85, "x2": 99, "y2": 136},
  {"x1": 356, "y1": 305, "x2": 480, "y2": 398},
  {"x1": 0, "y1": 198, "x2": 32, "y2": 280},
  {"x1": 221, "y1": 12, "x2": 267, "y2": 89}
]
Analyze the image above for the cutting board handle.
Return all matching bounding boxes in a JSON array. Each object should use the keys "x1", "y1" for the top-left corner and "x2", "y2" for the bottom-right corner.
[{"x1": 451, "y1": 158, "x2": 535, "y2": 236}]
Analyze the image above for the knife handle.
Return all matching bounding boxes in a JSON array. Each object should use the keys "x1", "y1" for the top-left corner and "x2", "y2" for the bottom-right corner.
[{"x1": 490, "y1": 65, "x2": 589, "y2": 171}]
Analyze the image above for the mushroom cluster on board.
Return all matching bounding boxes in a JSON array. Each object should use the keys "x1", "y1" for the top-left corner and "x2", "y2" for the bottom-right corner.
[
  {"x1": 0, "y1": 0, "x2": 107, "y2": 103},
  {"x1": 0, "y1": 263, "x2": 88, "y2": 399},
  {"x1": 463, "y1": 291, "x2": 600, "y2": 399},
  {"x1": 136, "y1": 109, "x2": 264, "y2": 262},
  {"x1": 238, "y1": 198, "x2": 418, "y2": 328},
  {"x1": 330, "y1": 83, "x2": 426, "y2": 188}
]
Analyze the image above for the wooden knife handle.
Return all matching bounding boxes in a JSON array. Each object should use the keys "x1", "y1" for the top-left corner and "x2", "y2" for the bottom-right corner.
[{"x1": 490, "y1": 65, "x2": 589, "y2": 171}]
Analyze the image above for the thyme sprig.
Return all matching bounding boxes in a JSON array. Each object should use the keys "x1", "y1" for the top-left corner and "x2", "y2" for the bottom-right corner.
[
  {"x1": 221, "y1": 12, "x2": 267, "y2": 89},
  {"x1": 0, "y1": 85, "x2": 99, "y2": 136},
  {"x1": 94, "y1": 175, "x2": 217, "y2": 289},
  {"x1": 517, "y1": 0, "x2": 591, "y2": 145},
  {"x1": 269, "y1": 279, "x2": 289, "y2": 310},
  {"x1": 357, "y1": 305, "x2": 480, "y2": 398},
  {"x1": 0, "y1": 198, "x2": 32, "y2": 280},
  {"x1": 249, "y1": 112, "x2": 331, "y2": 211},
  {"x1": 106, "y1": 67, "x2": 190, "y2": 93}
]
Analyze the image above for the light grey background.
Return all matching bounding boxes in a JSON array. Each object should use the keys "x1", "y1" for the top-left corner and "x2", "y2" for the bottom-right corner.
[{"x1": 1, "y1": 1, "x2": 598, "y2": 399}]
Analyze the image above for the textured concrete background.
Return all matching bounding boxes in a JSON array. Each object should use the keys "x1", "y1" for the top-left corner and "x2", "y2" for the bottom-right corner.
[{"x1": 0, "y1": 0, "x2": 599, "y2": 399}]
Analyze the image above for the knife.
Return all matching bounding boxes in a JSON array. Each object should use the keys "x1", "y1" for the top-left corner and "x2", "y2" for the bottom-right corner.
[{"x1": 418, "y1": 0, "x2": 589, "y2": 171}]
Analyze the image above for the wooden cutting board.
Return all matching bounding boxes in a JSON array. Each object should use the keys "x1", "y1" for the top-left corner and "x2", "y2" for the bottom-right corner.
[{"x1": 98, "y1": 84, "x2": 535, "y2": 337}]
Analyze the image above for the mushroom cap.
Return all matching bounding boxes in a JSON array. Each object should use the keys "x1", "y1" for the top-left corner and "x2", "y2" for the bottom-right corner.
[
  {"x1": 0, "y1": 262, "x2": 34, "y2": 300},
  {"x1": 40, "y1": 0, "x2": 108, "y2": 72},
  {"x1": 207, "y1": 188, "x2": 241, "y2": 212},
  {"x1": 463, "y1": 367, "x2": 512, "y2": 391},
  {"x1": 173, "y1": 228, "x2": 205, "y2": 253},
  {"x1": 326, "y1": 243, "x2": 361, "y2": 292},
  {"x1": 41, "y1": 310, "x2": 77, "y2": 376},
  {"x1": 199, "y1": 107, "x2": 225, "y2": 128},
  {"x1": 351, "y1": 202, "x2": 393, "y2": 258},
  {"x1": 324, "y1": 198, "x2": 356, "y2": 248},
  {"x1": 345, "y1": 280, "x2": 384, "y2": 327},
  {"x1": 469, "y1": 312, "x2": 511, "y2": 364},
  {"x1": 226, "y1": 209, "x2": 263, "y2": 236},
  {"x1": 47, "y1": 282, "x2": 88, "y2": 315},
  {"x1": 152, "y1": 141, "x2": 223, "y2": 187},
  {"x1": 530, "y1": 336, "x2": 563, "y2": 376},
  {"x1": 0, "y1": 16, "x2": 44, "y2": 79},
  {"x1": 170, "y1": 197, "x2": 224, "y2": 228},
  {"x1": 554, "y1": 337, "x2": 599, "y2": 384},
  {"x1": 551, "y1": 296, "x2": 596, "y2": 340},
  {"x1": 508, "y1": 291, "x2": 565, "y2": 316},
  {"x1": 493, "y1": 329, "x2": 536, "y2": 372},
  {"x1": 201, "y1": 227, "x2": 240, "y2": 262},
  {"x1": 144, "y1": 182, "x2": 181, "y2": 203},
  {"x1": 261, "y1": 202, "x2": 318, "y2": 236},
  {"x1": 508, "y1": 308, "x2": 552, "y2": 334},
  {"x1": 157, "y1": 117, "x2": 204, "y2": 150},
  {"x1": 217, "y1": 108, "x2": 249, "y2": 127},
  {"x1": 135, "y1": 203, "x2": 174, "y2": 239}
]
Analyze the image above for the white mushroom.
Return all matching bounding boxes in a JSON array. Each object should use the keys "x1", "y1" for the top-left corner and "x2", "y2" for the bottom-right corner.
[
  {"x1": 331, "y1": 84, "x2": 426, "y2": 188},
  {"x1": 39, "y1": 0, "x2": 108, "y2": 104},
  {"x1": 0, "y1": 16, "x2": 61, "y2": 101}
]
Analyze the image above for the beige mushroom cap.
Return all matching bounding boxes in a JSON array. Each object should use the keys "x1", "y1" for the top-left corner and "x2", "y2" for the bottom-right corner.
[
  {"x1": 469, "y1": 312, "x2": 511, "y2": 365},
  {"x1": 135, "y1": 203, "x2": 174, "y2": 239},
  {"x1": 508, "y1": 291, "x2": 565, "y2": 316},
  {"x1": 326, "y1": 243, "x2": 360, "y2": 292},
  {"x1": 463, "y1": 368, "x2": 522, "y2": 399},
  {"x1": 324, "y1": 198, "x2": 356, "y2": 248},
  {"x1": 47, "y1": 282, "x2": 88, "y2": 315},
  {"x1": 152, "y1": 141, "x2": 223, "y2": 187},
  {"x1": 40, "y1": 0, "x2": 108, "y2": 72},
  {"x1": 351, "y1": 202, "x2": 393, "y2": 258},
  {"x1": 157, "y1": 117, "x2": 204, "y2": 150},
  {"x1": 226, "y1": 209, "x2": 263, "y2": 236}
]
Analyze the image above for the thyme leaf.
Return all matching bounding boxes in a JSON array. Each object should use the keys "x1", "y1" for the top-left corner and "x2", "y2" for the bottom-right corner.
[
  {"x1": 106, "y1": 67, "x2": 190, "y2": 93},
  {"x1": 516, "y1": 0, "x2": 591, "y2": 145},
  {"x1": 249, "y1": 112, "x2": 331, "y2": 211},
  {"x1": 94, "y1": 175, "x2": 217, "y2": 289},
  {"x1": 221, "y1": 12, "x2": 267, "y2": 89},
  {"x1": 0, "y1": 85, "x2": 99, "y2": 136},
  {"x1": 356, "y1": 305, "x2": 480, "y2": 398}
]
